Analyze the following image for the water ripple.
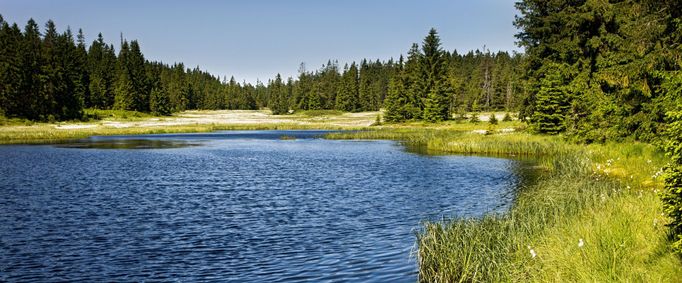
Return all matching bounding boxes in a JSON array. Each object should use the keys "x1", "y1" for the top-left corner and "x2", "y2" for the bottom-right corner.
[{"x1": 0, "y1": 131, "x2": 533, "y2": 282}]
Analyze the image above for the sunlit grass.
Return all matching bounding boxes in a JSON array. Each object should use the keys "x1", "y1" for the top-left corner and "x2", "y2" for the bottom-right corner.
[
  {"x1": 331, "y1": 126, "x2": 680, "y2": 281},
  {"x1": 0, "y1": 123, "x2": 360, "y2": 144},
  {"x1": 0, "y1": 109, "x2": 376, "y2": 144},
  {"x1": 84, "y1": 108, "x2": 155, "y2": 121}
]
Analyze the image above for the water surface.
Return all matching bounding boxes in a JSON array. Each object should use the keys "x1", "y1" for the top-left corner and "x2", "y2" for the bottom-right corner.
[{"x1": 0, "y1": 130, "x2": 532, "y2": 282}]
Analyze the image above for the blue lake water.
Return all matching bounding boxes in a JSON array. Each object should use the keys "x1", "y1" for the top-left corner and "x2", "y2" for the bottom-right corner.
[{"x1": 0, "y1": 130, "x2": 531, "y2": 282}]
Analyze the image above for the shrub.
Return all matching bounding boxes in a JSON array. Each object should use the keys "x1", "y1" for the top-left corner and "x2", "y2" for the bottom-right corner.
[
  {"x1": 470, "y1": 112, "x2": 480, "y2": 124},
  {"x1": 372, "y1": 114, "x2": 382, "y2": 126},
  {"x1": 502, "y1": 112, "x2": 513, "y2": 122},
  {"x1": 489, "y1": 113, "x2": 498, "y2": 125},
  {"x1": 661, "y1": 111, "x2": 682, "y2": 254}
]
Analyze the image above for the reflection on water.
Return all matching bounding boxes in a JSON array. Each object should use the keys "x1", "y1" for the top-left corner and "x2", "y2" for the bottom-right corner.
[
  {"x1": 57, "y1": 139, "x2": 200, "y2": 149},
  {"x1": 0, "y1": 130, "x2": 535, "y2": 282}
]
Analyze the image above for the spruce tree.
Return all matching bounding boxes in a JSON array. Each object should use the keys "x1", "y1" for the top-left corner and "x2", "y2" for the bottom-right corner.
[
  {"x1": 308, "y1": 80, "x2": 322, "y2": 110},
  {"x1": 87, "y1": 33, "x2": 105, "y2": 108},
  {"x1": 661, "y1": 109, "x2": 682, "y2": 253},
  {"x1": 128, "y1": 40, "x2": 149, "y2": 112},
  {"x1": 358, "y1": 59, "x2": 373, "y2": 111},
  {"x1": 404, "y1": 43, "x2": 423, "y2": 119},
  {"x1": 114, "y1": 70, "x2": 134, "y2": 110},
  {"x1": 0, "y1": 18, "x2": 23, "y2": 117},
  {"x1": 40, "y1": 20, "x2": 62, "y2": 120},
  {"x1": 149, "y1": 87, "x2": 171, "y2": 115},
  {"x1": 74, "y1": 29, "x2": 89, "y2": 111},
  {"x1": 269, "y1": 74, "x2": 288, "y2": 115},
  {"x1": 335, "y1": 63, "x2": 359, "y2": 112},
  {"x1": 384, "y1": 56, "x2": 411, "y2": 122},
  {"x1": 421, "y1": 28, "x2": 450, "y2": 122},
  {"x1": 531, "y1": 66, "x2": 569, "y2": 134},
  {"x1": 114, "y1": 40, "x2": 136, "y2": 110},
  {"x1": 56, "y1": 27, "x2": 84, "y2": 120}
]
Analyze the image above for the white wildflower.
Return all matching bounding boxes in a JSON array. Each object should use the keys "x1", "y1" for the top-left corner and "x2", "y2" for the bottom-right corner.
[
  {"x1": 578, "y1": 238, "x2": 584, "y2": 248},
  {"x1": 530, "y1": 249, "x2": 537, "y2": 258}
]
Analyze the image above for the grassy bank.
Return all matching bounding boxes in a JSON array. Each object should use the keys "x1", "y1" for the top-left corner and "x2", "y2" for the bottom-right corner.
[
  {"x1": 0, "y1": 122, "x2": 358, "y2": 144},
  {"x1": 0, "y1": 109, "x2": 376, "y2": 144},
  {"x1": 331, "y1": 127, "x2": 681, "y2": 281}
]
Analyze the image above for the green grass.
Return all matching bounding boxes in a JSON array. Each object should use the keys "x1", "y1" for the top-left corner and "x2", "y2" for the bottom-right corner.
[
  {"x1": 332, "y1": 127, "x2": 681, "y2": 282},
  {"x1": 295, "y1": 109, "x2": 345, "y2": 117},
  {"x1": 83, "y1": 108, "x2": 156, "y2": 121},
  {"x1": 0, "y1": 109, "x2": 377, "y2": 144},
  {"x1": 0, "y1": 122, "x2": 365, "y2": 144}
]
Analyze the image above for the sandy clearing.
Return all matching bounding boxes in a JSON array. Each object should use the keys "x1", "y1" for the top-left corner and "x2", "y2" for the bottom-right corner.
[
  {"x1": 52, "y1": 110, "x2": 379, "y2": 130},
  {"x1": 55, "y1": 124, "x2": 98, "y2": 130}
]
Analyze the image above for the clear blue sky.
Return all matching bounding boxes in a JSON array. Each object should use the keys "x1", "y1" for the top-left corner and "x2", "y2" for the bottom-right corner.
[{"x1": 1, "y1": 0, "x2": 522, "y2": 84}]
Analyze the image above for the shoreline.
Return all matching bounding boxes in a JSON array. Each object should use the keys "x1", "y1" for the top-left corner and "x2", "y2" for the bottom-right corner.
[
  {"x1": 1, "y1": 110, "x2": 678, "y2": 280},
  {"x1": 0, "y1": 109, "x2": 380, "y2": 145}
]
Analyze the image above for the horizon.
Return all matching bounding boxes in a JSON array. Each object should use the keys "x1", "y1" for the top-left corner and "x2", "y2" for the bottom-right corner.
[{"x1": 1, "y1": 0, "x2": 523, "y2": 84}]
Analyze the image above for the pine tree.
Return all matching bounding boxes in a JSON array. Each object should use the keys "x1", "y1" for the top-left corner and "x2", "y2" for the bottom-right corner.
[
  {"x1": 489, "y1": 113, "x2": 498, "y2": 125},
  {"x1": 149, "y1": 87, "x2": 171, "y2": 115},
  {"x1": 168, "y1": 63, "x2": 187, "y2": 111},
  {"x1": 661, "y1": 108, "x2": 682, "y2": 253},
  {"x1": 128, "y1": 40, "x2": 149, "y2": 112},
  {"x1": 40, "y1": 20, "x2": 62, "y2": 121},
  {"x1": 531, "y1": 66, "x2": 569, "y2": 134},
  {"x1": 56, "y1": 27, "x2": 84, "y2": 120},
  {"x1": 335, "y1": 63, "x2": 359, "y2": 112},
  {"x1": 308, "y1": 81, "x2": 322, "y2": 110},
  {"x1": 384, "y1": 56, "x2": 411, "y2": 122},
  {"x1": 421, "y1": 28, "x2": 450, "y2": 122},
  {"x1": 0, "y1": 17, "x2": 23, "y2": 117},
  {"x1": 114, "y1": 70, "x2": 134, "y2": 110},
  {"x1": 87, "y1": 33, "x2": 105, "y2": 108},
  {"x1": 404, "y1": 43, "x2": 423, "y2": 119},
  {"x1": 114, "y1": 40, "x2": 136, "y2": 110},
  {"x1": 74, "y1": 29, "x2": 89, "y2": 110},
  {"x1": 269, "y1": 74, "x2": 288, "y2": 114},
  {"x1": 358, "y1": 59, "x2": 373, "y2": 111}
]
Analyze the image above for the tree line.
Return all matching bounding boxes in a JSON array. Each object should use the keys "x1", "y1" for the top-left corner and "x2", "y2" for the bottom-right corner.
[
  {"x1": 514, "y1": 0, "x2": 681, "y2": 143},
  {"x1": 0, "y1": 15, "x2": 524, "y2": 121},
  {"x1": 513, "y1": 0, "x2": 682, "y2": 255}
]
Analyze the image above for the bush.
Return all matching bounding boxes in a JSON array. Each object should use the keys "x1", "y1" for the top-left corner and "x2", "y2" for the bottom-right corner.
[
  {"x1": 661, "y1": 111, "x2": 682, "y2": 254},
  {"x1": 489, "y1": 113, "x2": 498, "y2": 125},
  {"x1": 470, "y1": 112, "x2": 480, "y2": 124},
  {"x1": 502, "y1": 112, "x2": 513, "y2": 122},
  {"x1": 373, "y1": 114, "x2": 382, "y2": 126}
]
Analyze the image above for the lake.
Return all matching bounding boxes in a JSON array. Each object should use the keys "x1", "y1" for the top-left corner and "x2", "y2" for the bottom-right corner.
[{"x1": 0, "y1": 130, "x2": 532, "y2": 282}]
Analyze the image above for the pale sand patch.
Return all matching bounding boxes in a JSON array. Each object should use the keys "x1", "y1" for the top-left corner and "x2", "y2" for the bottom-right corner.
[
  {"x1": 478, "y1": 113, "x2": 502, "y2": 122},
  {"x1": 103, "y1": 121, "x2": 131, "y2": 128},
  {"x1": 51, "y1": 110, "x2": 378, "y2": 130},
  {"x1": 55, "y1": 124, "x2": 97, "y2": 130}
]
